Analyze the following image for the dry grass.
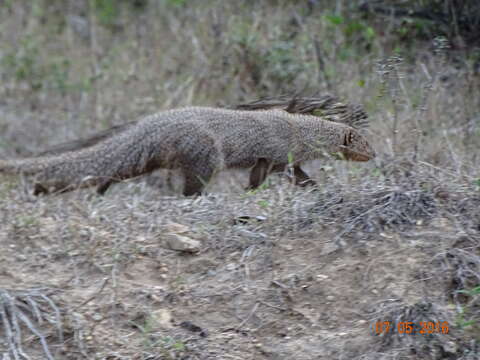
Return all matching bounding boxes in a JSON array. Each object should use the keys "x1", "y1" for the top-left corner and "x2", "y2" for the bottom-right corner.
[
  {"x1": 0, "y1": 288, "x2": 64, "y2": 360},
  {"x1": 1, "y1": 1, "x2": 480, "y2": 359}
]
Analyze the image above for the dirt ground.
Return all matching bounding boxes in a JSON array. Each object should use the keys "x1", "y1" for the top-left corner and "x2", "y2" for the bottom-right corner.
[
  {"x1": 1, "y1": 1, "x2": 480, "y2": 358},
  {"x1": 0, "y1": 155, "x2": 477, "y2": 359}
]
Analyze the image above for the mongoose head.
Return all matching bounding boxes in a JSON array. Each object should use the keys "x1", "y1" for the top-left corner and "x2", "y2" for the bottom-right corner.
[{"x1": 335, "y1": 128, "x2": 375, "y2": 162}]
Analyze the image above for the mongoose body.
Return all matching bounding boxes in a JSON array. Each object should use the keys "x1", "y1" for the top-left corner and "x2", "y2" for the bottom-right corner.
[{"x1": 0, "y1": 106, "x2": 375, "y2": 196}]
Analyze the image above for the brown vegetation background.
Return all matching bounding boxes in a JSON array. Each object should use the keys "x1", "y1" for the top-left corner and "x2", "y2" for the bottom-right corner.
[{"x1": 1, "y1": 1, "x2": 480, "y2": 359}]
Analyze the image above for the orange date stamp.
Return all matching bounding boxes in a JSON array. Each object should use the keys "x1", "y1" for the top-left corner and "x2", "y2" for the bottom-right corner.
[{"x1": 373, "y1": 321, "x2": 449, "y2": 335}]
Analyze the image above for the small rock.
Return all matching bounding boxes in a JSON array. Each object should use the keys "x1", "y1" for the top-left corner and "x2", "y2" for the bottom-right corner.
[
  {"x1": 179, "y1": 321, "x2": 208, "y2": 337},
  {"x1": 92, "y1": 313, "x2": 103, "y2": 321},
  {"x1": 136, "y1": 236, "x2": 147, "y2": 243},
  {"x1": 165, "y1": 223, "x2": 190, "y2": 234},
  {"x1": 165, "y1": 233, "x2": 201, "y2": 253},
  {"x1": 443, "y1": 341, "x2": 458, "y2": 354},
  {"x1": 320, "y1": 241, "x2": 338, "y2": 255},
  {"x1": 226, "y1": 263, "x2": 237, "y2": 271},
  {"x1": 15, "y1": 254, "x2": 27, "y2": 261},
  {"x1": 430, "y1": 217, "x2": 451, "y2": 229},
  {"x1": 233, "y1": 215, "x2": 267, "y2": 225},
  {"x1": 152, "y1": 309, "x2": 173, "y2": 329},
  {"x1": 326, "y1": 295, "x2": 335, "y2": 301}
]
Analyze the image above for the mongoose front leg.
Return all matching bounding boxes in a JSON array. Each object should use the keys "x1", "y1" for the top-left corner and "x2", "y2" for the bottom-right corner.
[
  {"x1": 276, "y1": 164, "x2": 316, "y2": 187},
  {"x1": 292, "y1": 166, "x2": 317, "y2": 187},
  {"x1": 247, "y1": 160, "x2": 316, "y2": 190}
]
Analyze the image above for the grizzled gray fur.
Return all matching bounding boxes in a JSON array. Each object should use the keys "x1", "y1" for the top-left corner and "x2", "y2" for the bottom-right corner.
[{"x1": 0, "y1": 104, "x2": 375, "y2": 196}]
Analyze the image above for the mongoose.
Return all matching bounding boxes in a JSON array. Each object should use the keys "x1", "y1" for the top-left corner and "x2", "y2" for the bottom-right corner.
[
  {"x1": 31, "y1": 95, "x2": 370, "y2": 192},
  {"x1": 0, "y1": 100, "x2": 375, "y2": 196}
]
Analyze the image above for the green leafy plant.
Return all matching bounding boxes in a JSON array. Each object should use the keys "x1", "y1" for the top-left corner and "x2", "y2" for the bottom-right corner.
[
  {"x1": 92, "y1": 0, "x2": 120, "y2": 26},
  {"x1": 2, "y1": 36, "x2": 44, "y2": 90},
  {"x1": 165, "y1": 0, "x2": 188, "y2": 7},
  {"x1": 455, "y1": 286, "x2": 480, "y2": 330}
]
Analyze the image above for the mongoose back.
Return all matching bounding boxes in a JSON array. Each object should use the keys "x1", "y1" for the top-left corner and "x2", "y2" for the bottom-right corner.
[
  {"x1": 34, "y1": 95, "x2": 368, "y2": 157},
  {"x1": 0, "y1": 104, "x2": 375, "y2": 196}
]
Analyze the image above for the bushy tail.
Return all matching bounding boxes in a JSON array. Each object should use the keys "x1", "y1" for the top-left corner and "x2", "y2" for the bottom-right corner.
[
  {"x1": 0, "y1": 123, "x2": 161, "y2": 193},
  {"x1": 1, "y1": 122, "x2": 134, "y2": 176},
  {"x1": 0, "y1": 158, "x2": 46, "y2": 175},
  {"x1": 0, "y1": 151, "x2": 109, "y2": 194},
  {"x1": 35, "y1": 122, "x2": 135, "y2": 157}
]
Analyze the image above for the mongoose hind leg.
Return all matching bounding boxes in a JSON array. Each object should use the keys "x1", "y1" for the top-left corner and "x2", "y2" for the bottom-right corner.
[
  {"x1": 96, "y1": 179, "x2": 114, "y2": 195},
  {"x1": 247, "y1": 158, "x2": 271, "y2": 190},
  {"x1": 183, "y1": 169, "x2": 213, "y2": 197},
  {"x1": 33, "y1": 183, "x2": 49, "y2": 196}
]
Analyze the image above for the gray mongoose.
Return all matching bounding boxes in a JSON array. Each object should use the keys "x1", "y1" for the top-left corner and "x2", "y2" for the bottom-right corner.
[
  {"x1": 0, "y1": 97, "x2": 375, "y2": 196},
  {"x1": 31, "y1": 95, "x2": 370, "y2": 192}
]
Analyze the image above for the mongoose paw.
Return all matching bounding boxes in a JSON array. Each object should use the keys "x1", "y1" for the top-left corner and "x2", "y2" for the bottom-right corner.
[
  {"x1": 96, "y1": 180, "x2": 112, "y2": 195},
  {"x1": 296, "y1": 179, "x2": 317, "y2": 188},
  {"x1": 183, "y1": 190, "x2": 203, "y2": 197}
]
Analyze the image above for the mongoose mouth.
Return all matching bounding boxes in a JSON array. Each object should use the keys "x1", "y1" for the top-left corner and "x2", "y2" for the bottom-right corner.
[
  {"x1": 345, "y1": 151, "x2": 373, "y2": 162},
  {"x1": 338, "y1": 149, "x2": 375, "y2": 162}
]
